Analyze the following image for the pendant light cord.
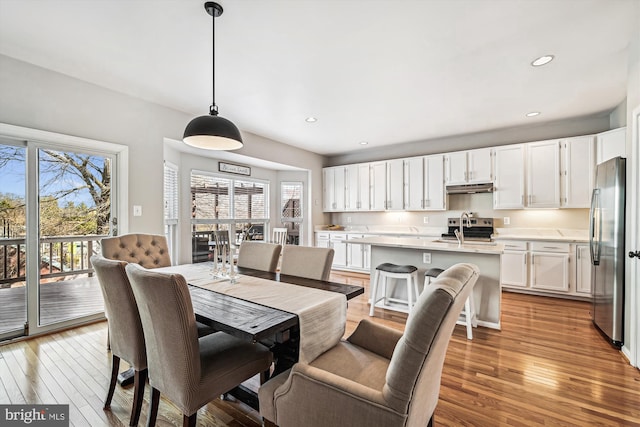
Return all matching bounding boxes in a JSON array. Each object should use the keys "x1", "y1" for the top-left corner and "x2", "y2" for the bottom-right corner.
[{"x1": 210, "y1": 6, "x2": 218, "y2": 116}]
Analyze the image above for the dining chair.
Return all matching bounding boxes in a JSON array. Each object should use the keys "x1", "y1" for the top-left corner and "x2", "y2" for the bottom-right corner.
[
  {"x1": 237, "y1": 241, "x2": 282, "y2": 272},
  {"x1": 125, "y1": 263, "x2": 273, "y2": 427},
  {"x1": 258, "y1": 263, "x2": 479, "y2": 427},
  {"x1": 90, "y1": 255, "x2": 147, "y2": 426},
  {"x1": 279, "y1": 246, "x2": 334, "y2": 281},
  {"x1": 272, "y1": 227, "x2": 288, "y2": 246}
]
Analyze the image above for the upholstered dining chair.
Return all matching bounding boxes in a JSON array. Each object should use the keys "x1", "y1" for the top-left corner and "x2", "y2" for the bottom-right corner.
[
  {"x1": 101, "y1": 233, "x2": 172, "y2": 268},
  {"x1": 279, "y1": 246, "x2": 334, "y2": 281},
  {"x1": 91, "y1": 255, "x2": 146, "y2": 427},
  {"x1": 125, "y1": 263, "x2": 273, "y2": 427},
  {"x1": 258, "y1": 263, "x2": 479, "y2": 427},
  {"x1": 237, "y1": 241, "x2": 282, "y2": 272}
]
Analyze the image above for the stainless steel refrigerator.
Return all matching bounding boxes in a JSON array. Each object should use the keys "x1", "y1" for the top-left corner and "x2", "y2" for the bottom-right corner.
[{"x1": 589, "y1": 156, "x2": 625, "y2": 347}]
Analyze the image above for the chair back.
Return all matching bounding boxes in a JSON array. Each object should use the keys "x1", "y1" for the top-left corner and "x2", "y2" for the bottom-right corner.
[
  {"x1": 125, "y1": 263, "x2": 200, "y2": 406},
  {"x1": 280, "y1": 246, "x2": 334, "y2": 280},
  {"x1": 101, "y1": 234, "x2": 171, "y2": 268},
  {"x1": 272, "y1": 227, "x2": 288, "y2": 245},
  {"x1": 237, "y1": 241, "x2": 282, "y2": 272},
  {"x1": 383, "y1": 263, "x2": 479, "y2": 426},
  {"x1": 90, "y1": 255, "x2": 146, "y2": 370}
]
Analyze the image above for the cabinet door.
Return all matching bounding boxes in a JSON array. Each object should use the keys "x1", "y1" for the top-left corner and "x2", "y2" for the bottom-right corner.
[
  {"x1": 576, "y1": 245, "x2": 592, "y2": 294},
  {"x1": 561, "y1": 136, "x2": 595, "y2": 208},
  {"x1": 501, "y1": 251, "x2": 528, "y2": 287},
  {"x1": 425, "y1": 154, "x2": 446, "y2": 210},
  {"x1": 405, "y1": 157, "x2": 425, "y2": 210},
  {"x1": 347, "y1": 235, "x2": 364, "y2": 269},
  {"x1": 527, "y1": 140, "x2": 560, "y2": 208},
  {"x1": 386, "y1": 159, "x2": 404, "y2": 210},
  {"x1": 345, "y1": 164, "x2": 359, "y2": 211},
  {"x1": 333, "y1": 167, "x2": 346, "y2": 211},
  {"x1": 530, "y1": 252, "x2": 569, "y2": 292},
  {"x1": 323, "y1": 168, "x2": 335, "y2": 211},
  {"x1": 494, "y1": 145, "x2": 525, "y2": 209},
  {"x1": 445, "y1": 152, "x2": 468, "y2": 184},
  {"x1": 331, "y1": 240, "x2": 347, "y2": 267},
  {"x1": 596, "y1": 127, "x2": 626, "y2": 164},
  {"x1": 468, "y1": 148, "x2": 493, "y2": 183},
  {"x1": 357, "y1": 164, "x2": 370, "y2": 210},
  {"x1": 370, "y1": 162, "x2": 387, "y2": 210}
]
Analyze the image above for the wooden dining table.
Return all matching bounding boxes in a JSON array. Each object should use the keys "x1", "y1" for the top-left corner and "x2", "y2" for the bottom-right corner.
[{"x1": 153, "y1": 263, "x2": 365, "y2": 408}]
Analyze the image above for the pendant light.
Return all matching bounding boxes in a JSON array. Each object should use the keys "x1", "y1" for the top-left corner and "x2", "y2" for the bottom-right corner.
[{"x1": 183, "y1": 2, "x2": 243, "y2": 150}]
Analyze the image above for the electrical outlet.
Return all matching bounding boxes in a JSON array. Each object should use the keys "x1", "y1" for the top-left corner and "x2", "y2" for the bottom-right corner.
[
  {"x1": 133, "y1": 205, "x2": 142, "y2": 216},
  {"x1": 503, "y1": 217, "x2": 510, "y2": 225},
  {"x1": 346, "y1": 216, "x2": 352, "y2": 223},
  {"x1": 423, "y1": 216, "x2": 429, "y2": 224},
  {"x1": 423, "y1": 252, "x2": 432, "y2": 264}
]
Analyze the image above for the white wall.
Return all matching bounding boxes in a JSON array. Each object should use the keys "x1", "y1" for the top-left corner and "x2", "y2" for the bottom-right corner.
[{"x1": 0, "y1": 54, "x2": 327, "y2": 240}]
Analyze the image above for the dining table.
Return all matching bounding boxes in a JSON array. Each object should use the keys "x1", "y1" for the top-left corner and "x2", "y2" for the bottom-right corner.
[{"x1": 148, "y1": 261, "x2": 365, "y2": 408}]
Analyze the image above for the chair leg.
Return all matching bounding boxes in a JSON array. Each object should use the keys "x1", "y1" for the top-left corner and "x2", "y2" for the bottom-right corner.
[
  {"x1": 104, "y1": 354, "x2": 120, "y2": 409},
  {"x1": 427, "y1": 414, "x2": 434, "y2": 427},
  {"x1": 130, "y1": 369, "x2": 147, "y2": 426},
  {"x1": 183, "y1": 413, "x2": 197, "y2": 427},
  {"x1": 464, "y1": 297, "x2": 473, "y2": 340},
  {"x1": 369, "y1": 269, "x2": 380, "y2": 316},
  {"x1": 147, "y1": 387, "x2": 160, "y2": 427},
  {"x1": 406, "y1": 275, "x2": 414, "y2": 312},
  {"x1": 260, "y1": 368, "x2": 271, "y2": 384}
]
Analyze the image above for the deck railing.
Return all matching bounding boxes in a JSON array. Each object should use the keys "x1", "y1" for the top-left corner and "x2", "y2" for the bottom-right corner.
[{"x1": 0, "y1": 235, "x2": 105, "y2": 288}]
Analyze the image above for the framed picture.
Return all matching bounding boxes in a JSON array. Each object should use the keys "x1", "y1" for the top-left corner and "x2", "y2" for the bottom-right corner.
[{"x1": 219, "y1": 162, "x2": 251, "y2": 176}]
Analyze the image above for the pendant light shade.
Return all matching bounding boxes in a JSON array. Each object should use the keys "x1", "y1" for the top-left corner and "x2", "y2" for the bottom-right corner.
[{"x1": 183, "y1": 2, "x2": 243, "y2": 150}]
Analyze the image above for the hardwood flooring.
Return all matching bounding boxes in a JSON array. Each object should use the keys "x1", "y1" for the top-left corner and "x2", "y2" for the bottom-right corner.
[{"x1": 1, "y1": 270, "x2": 639, "y2": 426}]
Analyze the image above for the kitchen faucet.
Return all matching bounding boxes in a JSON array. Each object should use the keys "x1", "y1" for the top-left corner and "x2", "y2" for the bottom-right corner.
[{"x1": 455, "y1": 212, "x2": 472, "y2": 245}]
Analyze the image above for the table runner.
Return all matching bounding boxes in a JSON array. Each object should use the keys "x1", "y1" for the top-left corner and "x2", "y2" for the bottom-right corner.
[{"x1": 155, "y1": 263, "x2": 347, "y2": 364}]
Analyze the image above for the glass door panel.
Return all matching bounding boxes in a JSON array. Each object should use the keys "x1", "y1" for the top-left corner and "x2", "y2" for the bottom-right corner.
[
  {"x1": 37, "y1": 148, "x2": 111, "y2": 326},
  {"x1": 0, "y1": 142, "x2": 27, "y2": 339}
]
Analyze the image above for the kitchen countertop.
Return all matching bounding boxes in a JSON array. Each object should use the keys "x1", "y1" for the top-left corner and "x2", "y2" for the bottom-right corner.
[{"x1": 347, "y1": 236, "x2": 505, "y2": 255}]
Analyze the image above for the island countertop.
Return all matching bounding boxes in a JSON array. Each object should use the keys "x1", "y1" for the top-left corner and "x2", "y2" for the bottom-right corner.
[{"x1": 347, "y1": 236, "x2": 505, "y2": 255}]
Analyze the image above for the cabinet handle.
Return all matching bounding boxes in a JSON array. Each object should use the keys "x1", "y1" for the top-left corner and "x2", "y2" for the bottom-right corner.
[
  {"x1": 425, "y1": 199, "x2": 430, "y2": 207},
  {"x1": 524, "y1": 256, "x2": 527, "y2": 265},
  {"x1": 543, "y1": 246, "x2": 561, "y2": 249},
  {"x1": 521, "y1": 195, "x2": 524, "y2": 205}
]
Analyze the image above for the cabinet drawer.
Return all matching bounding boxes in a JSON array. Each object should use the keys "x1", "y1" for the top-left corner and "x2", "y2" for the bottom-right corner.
[
  {"x1": 330, "y1": 233, "x2": 347, "y2": 241},
  {"x1": 530, "y1": 242, "x2": 570, "y2": 253},
  {"x1": 316, "y1": 232, "x2": 330, "y2": 240},
  {"x1": 501, "y1": 241, "x2": 527, "y2": 251}
]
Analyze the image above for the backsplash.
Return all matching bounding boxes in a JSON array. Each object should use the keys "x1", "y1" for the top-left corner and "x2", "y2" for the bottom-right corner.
[{"x1": 328, "y1": 193, "x2": 590, "y2": 230}]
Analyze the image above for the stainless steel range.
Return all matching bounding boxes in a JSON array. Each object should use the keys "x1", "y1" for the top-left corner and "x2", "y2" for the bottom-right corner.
[{"x1": 440, "y1": 217, "x2": 494, "y2": 242}]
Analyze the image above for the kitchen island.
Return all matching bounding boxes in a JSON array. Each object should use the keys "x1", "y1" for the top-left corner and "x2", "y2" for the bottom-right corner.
[{"x1": 349, "y1": 236, "x2": 504, "y2": 330}]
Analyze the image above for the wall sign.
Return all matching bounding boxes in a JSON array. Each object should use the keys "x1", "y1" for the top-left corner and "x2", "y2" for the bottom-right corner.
[{"x1": 219, "y1": 162, "x2": 251, "y2": 176}]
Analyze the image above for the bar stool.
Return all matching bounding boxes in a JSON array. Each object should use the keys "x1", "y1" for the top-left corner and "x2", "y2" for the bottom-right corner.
[
  {"x1": 369, "y1": 263, "x2": 419, "y2": 316},
  {"x1": 425, "y1": 268, "x2": 476, "y2": 340}
]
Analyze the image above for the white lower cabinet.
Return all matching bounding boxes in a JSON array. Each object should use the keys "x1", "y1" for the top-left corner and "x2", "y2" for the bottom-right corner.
[
  {"x1": 316, "y1": 232, "x2": 347, "y2": 268},
  {"x1": 346, "y1": 234, "x2": 373, "y2": 271},
  {"x1": 575, "y1": 244, "x2": 592, "y2": 294},
  {"x1": 500, "y1": 241, "x2": 527, "y2": 287}
]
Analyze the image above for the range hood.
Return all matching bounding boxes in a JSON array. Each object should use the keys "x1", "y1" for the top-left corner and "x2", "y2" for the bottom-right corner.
[{"x1": 446, "y1": 182, "x2": 494, "y2": 194}]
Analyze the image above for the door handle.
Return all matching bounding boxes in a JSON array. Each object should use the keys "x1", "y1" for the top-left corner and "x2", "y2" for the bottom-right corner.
[{"x1": 630, "y1": 251, "x2": 640, "y2": 259}]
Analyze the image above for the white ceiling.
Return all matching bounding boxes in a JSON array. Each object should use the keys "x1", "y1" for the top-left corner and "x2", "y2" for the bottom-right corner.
[{"x1": 0, "y1": 0, "x2": 636, "y2": 156}]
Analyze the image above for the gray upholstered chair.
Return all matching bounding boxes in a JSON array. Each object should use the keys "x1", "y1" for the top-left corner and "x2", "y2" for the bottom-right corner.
[
  {"x1": 125, "y1": 263, "x2": 274, "y2": 427},
  {"x1": 91, "y1": 255, "x2": 147, "y2": 426},
  {"x1": 279, "y1": 246, "x2": 334, "y2": 281},
  {"x1": 258, "y1": 263, "x2": 480, "y2": 427},
  {"x1": 101, "y1": 233, "x2": 171, "y2": 268},
  {"x1": 237, "y1": 241, "x2": 282, "y2": 272}
]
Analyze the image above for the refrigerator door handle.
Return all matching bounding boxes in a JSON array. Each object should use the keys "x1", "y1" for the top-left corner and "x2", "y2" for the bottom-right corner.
[{"x1": 589, "y1": 188, "x2": 600, "y2": 265}]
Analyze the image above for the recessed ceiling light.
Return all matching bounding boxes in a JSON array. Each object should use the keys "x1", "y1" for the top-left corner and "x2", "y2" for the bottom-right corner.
[
  {"x1": 359, "y1": 141, "x2": 369, "y2": 145},
  {"x1": 531, "y1": 55, "x2": 554, "y2": 67},
  {"x1": 305, "y1": 117, "x2": 317, "y2": 123},
  {"x1": 526, "y1": 111, "x2": 541, "y2": 117}
]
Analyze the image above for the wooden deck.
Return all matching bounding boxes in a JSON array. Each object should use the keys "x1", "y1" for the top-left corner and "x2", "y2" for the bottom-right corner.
[
  {"x1": 0, "y1": 276, "x2": 104, "y2": 334},
  {"x1": 0, "y1": 271, "x2": 638, "y2": 426}
]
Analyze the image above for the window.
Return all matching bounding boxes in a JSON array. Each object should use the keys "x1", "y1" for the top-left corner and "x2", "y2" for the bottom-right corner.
[
  {"x1": 163, "y1": 161, "x2": 179, "y2": 262},
  {"x1": 190, "y1": 171, "x2": 269, "y2": 262},
  {"x1": 280, "y1": 182, "x2": 303, "y2": 245}
]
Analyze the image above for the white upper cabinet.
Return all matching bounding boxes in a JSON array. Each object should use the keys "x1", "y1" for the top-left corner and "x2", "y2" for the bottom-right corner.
[
  {"x1": 345, "y1": 163, "x2": 370, "y2": 211},
  {"x1": 560, "y1": 135, "x2": 595, "y2": 208},
  {"x1": 425, "y1": 154, "x2": 446, "y2": 210},
  {"x1": 404, "y1": 157, "x2": 425, "y2": 210},
  {"x1": 494, "y1": 144, "x2": 525, "y2": 209},
  {"x1": 445, "y1": 148, "x2": 493, "y2": 185},
  {"x1": 323, "y1": 166, "x2": 346, "y2": 211},
  {"x1": 370, "y1": 161, "x2": 387, "y2": 211},
  {"x1": 527, "y1": 140, "x2": 561, "y2": 208},
  {"x1": 596, "y1": 127, "x2": 626, "y2": 164},
  {"x1": 386, "y1": 159, "x2": 404, "y2": 211}
]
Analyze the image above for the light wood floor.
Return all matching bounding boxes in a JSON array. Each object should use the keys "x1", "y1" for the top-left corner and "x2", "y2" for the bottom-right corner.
[{"x1": 1, "y1": 270, "x2": 639, "y2": 426}]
